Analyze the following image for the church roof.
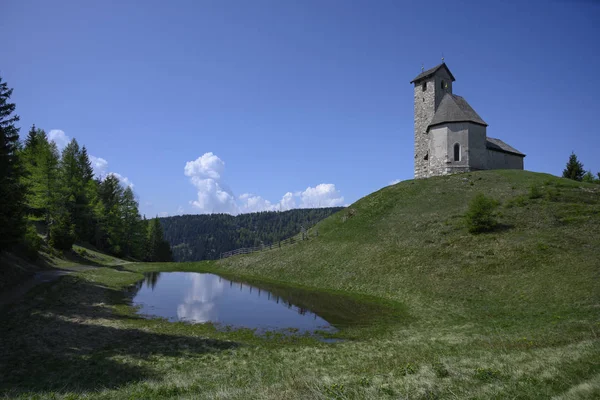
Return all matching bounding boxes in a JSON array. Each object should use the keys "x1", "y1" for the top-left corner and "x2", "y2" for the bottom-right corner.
[
  {"x1": 410, "y1": 63, "x2": 456, "y2": 84},
  {"x1": 486, "y1": 137, "x2": 526, "y2": 157},
  {"x1": 428, "y1": 93, "x2": 487, "y2": 130}
]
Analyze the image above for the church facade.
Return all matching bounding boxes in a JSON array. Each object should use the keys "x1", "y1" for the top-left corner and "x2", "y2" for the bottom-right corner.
[{"x1": 411, "y1": 63, "x2": 525, "y2": 179}]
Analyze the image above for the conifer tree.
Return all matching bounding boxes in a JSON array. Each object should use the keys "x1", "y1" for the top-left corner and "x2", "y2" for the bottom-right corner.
[
  {"x1": 562, "y1": 152, "x2": 585, "y2": 181},
  {"x1": 60, "y1": 139, "x2": 92, "y2": 240},
  {"x1": 145, "y1": 217, "x2": 172, "y2": 262},
  {"x1": 97, "y1": 174, "x2": 125, "y2": 254},
  {"x1": 582, "y1": 170, "x2": 595, "y2": 183},
  {"x1": 0, "y1": 76, "x2": 26, "y2": 251},
  {"x1": 121, "y1": 186, "x2": 144, "y2": 258},
  {"x1": 22, "y1": 132, "x2": 61, "y2": 226}
]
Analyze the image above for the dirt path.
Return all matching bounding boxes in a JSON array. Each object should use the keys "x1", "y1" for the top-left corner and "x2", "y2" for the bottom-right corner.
[{"x1": 0, "y1": 263, "x2": 127, "y2": 307}]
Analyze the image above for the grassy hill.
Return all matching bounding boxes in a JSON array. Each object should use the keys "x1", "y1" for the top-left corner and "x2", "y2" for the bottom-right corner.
[
  {"x1": 215, "y1": 169, "x2": 600, "y2": 397},
  {"x1": 1, "y1": 170, "x2": 598, "y2": 399}
]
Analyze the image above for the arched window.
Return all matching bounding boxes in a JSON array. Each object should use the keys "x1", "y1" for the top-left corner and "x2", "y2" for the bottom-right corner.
[
  {"x1": 453, "y1": 143, "x2": 460, "y2": 161},
  {"x1": 422, "y1": 81, "x2": 427, "y2": 92},
  {"x1": 441, "y1": 80, "x2": 445, "y2": 90}
]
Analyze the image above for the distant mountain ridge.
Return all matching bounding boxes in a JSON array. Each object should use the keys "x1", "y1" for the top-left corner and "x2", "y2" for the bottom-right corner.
[{"x1": 159, "y1": 208, "x2": 343, "y2": 262}]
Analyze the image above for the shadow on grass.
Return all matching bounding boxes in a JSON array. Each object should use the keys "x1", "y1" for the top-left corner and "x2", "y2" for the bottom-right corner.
[{"x1": 0, "y1": 276, "x2": 239, "y2": 397}]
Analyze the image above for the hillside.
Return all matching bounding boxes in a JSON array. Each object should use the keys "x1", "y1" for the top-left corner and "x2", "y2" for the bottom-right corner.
[
  {"x1": 160, "y1": 207, "x2": 342, "y2": 261},
  {"x1": 2, "y1": 170, "x2": 598, "y2": 399},
  {"x1": 213, "y1": 169, "x2": 600, "y2": 397}
]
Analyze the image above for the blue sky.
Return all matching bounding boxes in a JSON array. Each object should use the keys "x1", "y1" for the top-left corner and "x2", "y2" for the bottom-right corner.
[{"x1": 3, "y1": 0, "x2": 599, "y2": 217}]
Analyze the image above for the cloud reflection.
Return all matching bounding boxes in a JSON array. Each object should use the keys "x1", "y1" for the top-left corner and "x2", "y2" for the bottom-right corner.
[{"x1": 176, "y1": 274, "x2": 224, "y2": 322}]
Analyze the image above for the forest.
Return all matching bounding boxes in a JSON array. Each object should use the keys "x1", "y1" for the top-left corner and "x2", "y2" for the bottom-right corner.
[
  {"x1": 0, "y1": 76, "x2": 171, "y2": 263},
  {"x1": 160, "y1": 207, "x2": 343, "y2": 261}
]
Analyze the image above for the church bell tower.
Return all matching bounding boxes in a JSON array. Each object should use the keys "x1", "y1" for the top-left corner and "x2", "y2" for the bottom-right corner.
[{"x1": 410, "y1": 63, "x2": 455, "y2": 178}]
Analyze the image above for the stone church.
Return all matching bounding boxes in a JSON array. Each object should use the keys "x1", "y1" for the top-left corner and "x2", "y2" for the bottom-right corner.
[{"x1": 411, "y1": 63, "x2": 525, "y2": 179}]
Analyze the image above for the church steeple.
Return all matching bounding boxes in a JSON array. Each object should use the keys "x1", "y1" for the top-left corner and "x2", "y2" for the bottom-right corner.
[{"x1": 411, "y1": 63, "x2": 456, "y2": 179}]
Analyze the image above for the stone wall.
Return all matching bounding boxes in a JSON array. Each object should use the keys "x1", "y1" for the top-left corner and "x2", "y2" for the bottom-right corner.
[
  {"x1": 487, "y1": 150, "x2": 524, "y2": 170},
  {"x1": 412, "y1": 68, "x2": 454, "y2": 179},
  {"x1": 428, "y1": 122, "x2": 486, "y2": 177},
  {"x1": 413, "y1": 79, "x2": 435, "y2": 179}
]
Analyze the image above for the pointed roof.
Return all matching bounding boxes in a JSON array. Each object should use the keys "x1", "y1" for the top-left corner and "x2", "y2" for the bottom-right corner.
[
  {"x1": 428, "y1": 93, "x2": 487, "y2": 130},
  {"x1": 410, "y1": 63, "x2": 455, "y2": 84},
  {"x1": 486, "y1": 137, "x2": 526, "y2": 157}
]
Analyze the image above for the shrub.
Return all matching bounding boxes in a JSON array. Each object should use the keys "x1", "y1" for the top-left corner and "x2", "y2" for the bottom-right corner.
[
  {"x1": 18, "y1": 223, "x2": 42, "y2": 260},
  {"x1": 49, "y1": 214, "x2": 76, "y2": 251},
  {"x1": 529, "y1": 185, "x2": 542, "y2": 199},
  {"x1": 465, "y1": 193, "x2": 500, "y2": 233}
]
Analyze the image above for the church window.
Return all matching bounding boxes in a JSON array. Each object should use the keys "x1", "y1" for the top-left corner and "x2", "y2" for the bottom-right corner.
[
  {"x1": 453, "y1": 143, "x2": 460, "y2": 161},
  {"x1": 424, "y1": 152, "x2": 428, "y2": 160},
  {"x1": 441, "y1": 80, "x2": 445, "y2": 90},
  {"x1": 422, "y1": 81, "x2": 426, "y2": 91}
]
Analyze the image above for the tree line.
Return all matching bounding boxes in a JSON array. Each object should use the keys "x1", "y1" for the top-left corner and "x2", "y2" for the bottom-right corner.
[
  {"x1": 160, "y1": 208, "x2": 343, "y2": 262},
  {"x1": 0, "y1": 76, "x2": 171, "y2": 262}
]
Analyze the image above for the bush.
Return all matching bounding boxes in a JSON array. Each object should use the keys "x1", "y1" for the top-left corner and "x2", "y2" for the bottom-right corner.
[
  {"x1": 49, "y1": 214, "x2": 76, "y2": 251},
  {"x1": 17, "y1": 223, "x2": 43, "y2": 260},
  {"x1": 465, "y1": 193, "x2": 500, "y2": 233},
  {"x1": 529, "y1": 185, "x2": 542, "y2": 199}
]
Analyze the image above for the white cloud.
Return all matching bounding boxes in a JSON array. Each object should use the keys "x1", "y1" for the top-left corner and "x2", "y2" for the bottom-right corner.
[
  {"x1": 177, "y1": 206, "x2": 185, "y2": 215},
  {"x1": 158, "y1": 212, "x2": 169, "y2": 218},
  {"x1": 279, "y1": 192, "x2": 296, "y2": 211},
  {"x1": 298, "y1": 184, "x2": 344, "y2": 208},
  {"x1": 48, "y1": 129, "x2": 70, "y2": 150},
  {"x1": 185, "y1": 153, "x2": 238, "y2": 214},
  {"x1": 107, "y1": 172, "x2": 134, "y2": 188},
  {"x1": 389, "y1": 179, "x2": 401, "y2": 185},
  {"x1": 89, "y1": 155, "x2": 109, "y2": 176},
  {"x1": 184, "y1": 152, "x2": 344, "y2": 215},
  {"x1": 238, "y1": 194, "x2": 275, "y2": 213},
  {"x1": 184, "y1": 152, "x2": 224, "y2": 180}
]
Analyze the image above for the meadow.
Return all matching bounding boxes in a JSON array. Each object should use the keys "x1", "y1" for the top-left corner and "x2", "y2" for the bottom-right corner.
[{"x1": 1, "y1": 170, "x2": 598, "y2": 399}]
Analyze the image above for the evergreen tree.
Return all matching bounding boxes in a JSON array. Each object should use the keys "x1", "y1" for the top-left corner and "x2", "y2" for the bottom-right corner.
[
  {"x1": 0, "y1": 76, "x2": 26, "y2": 251},
  {"x1": 145, "y1": 217, "x2": 172, "y2": 262},
  {"x1": 121, "y1": 186, "x2": 144, "y2": 258},
  {"x1": 77, "y1": 146, "x2": 97, "y2": 241},
  {"x1": 582, "y1": 170, "x2": 596, "y2": 183},
  {"x1": 60, "y1": 139, "x2": 92, "y2": 240},
  {"x1": 22, "y1": 132, "x2": 61, "y2": 226},
  {"x1": 97, "y1": 174, "x2": 125, "y2": 255},
  {"x1": 562, "y1": 152, "x2": 585, "y2": 181}
]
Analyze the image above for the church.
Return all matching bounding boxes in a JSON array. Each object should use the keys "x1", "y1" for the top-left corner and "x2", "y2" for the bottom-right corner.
[{"x1": 411, "y1": 63, "x2": 525, "y2": 179}]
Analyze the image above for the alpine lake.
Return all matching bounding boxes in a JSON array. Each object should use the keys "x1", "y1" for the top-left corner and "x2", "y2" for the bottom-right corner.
[{"x1": 130, "y1": 272, "x2": 404, "y2": 340}]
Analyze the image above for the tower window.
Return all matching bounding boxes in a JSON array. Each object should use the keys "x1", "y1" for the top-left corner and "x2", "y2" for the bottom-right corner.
[
  {"x1": 441, "y1": 80, "x2": 446, "y2": 90},
  {"x1": 422, "y1": 81, "x2": 426, "y2": 91},
  {"x1": 453, "y1": 143, "x2": 460, "y2": 161}
]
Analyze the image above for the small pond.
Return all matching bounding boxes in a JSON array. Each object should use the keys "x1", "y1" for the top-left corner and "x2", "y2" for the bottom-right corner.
[{"x1": 131, "y1": 272, "x2": 399, "y2": 334}]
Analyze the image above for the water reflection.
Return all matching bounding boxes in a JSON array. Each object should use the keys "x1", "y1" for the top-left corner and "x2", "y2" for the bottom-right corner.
[{"x1": 132, "y1": 272, "x2": 335, "y2": 333}]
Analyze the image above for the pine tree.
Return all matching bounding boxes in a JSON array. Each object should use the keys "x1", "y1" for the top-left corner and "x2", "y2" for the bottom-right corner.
[
  {"x1": 22, "y1": 132, "x2": 61, "y2": 226},
  {"x1": 582, "y1": 170, "x2": 596, "y2": 183},
  {"x1": 121, "y1": 186, "x2": 144, "y2": 258},
  {"x1": 562, "y1": 152, "x2": 585, "y2": 181},
  {"x1": 0, "y1": 76, "x2": 26, "y2": 251},
  {"x1": 97, "y1": 174, "x2": 125, "y2": 254},
  {"x1": 145, "y1": 217, "x2": 172, "y2": 262},
  {"x1": 60, "y1": 138, "x2": 92, "y2": 241},
  {"x1": 77, "y1": 146, "x2": 97, "y2": 241}
]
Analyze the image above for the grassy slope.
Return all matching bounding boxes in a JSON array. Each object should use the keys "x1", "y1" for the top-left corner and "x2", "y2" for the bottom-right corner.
[
  {"x1": 216, "y1": 170, "x2": 600, "y2": 397},
  {"x1": 1, "y1": 170, "x2": 599, "y2": 399},
  {"x1": 0, "y1": 244, "x2": 127, "y2": 292}
]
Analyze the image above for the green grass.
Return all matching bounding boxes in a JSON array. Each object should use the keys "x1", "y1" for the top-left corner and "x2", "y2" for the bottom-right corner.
[{"x1": 1, "y1": 170, "x2": 599, "y2": 399}]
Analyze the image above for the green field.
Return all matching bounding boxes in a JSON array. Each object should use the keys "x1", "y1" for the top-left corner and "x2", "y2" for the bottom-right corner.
[{"x1": 1, "y1": 170, "x2": 599, "y2": 399}]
